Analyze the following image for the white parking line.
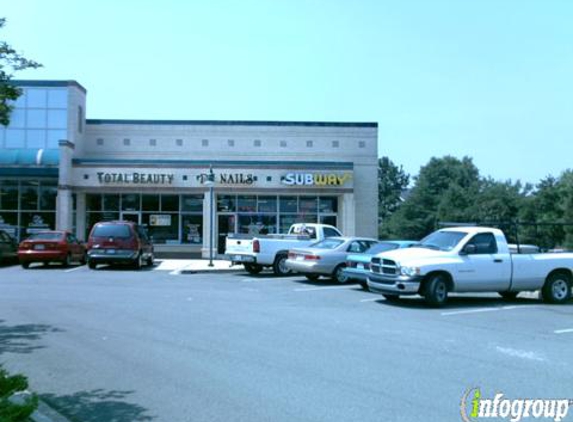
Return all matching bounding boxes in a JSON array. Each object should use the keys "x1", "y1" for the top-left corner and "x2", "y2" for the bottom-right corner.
[
  {"x1": 554, "y1": 328, "x2": 573, "y2": 334},
  {"x1": 294, "y1": 285, "x2": 357, "y2": 292},
  {"x1": 441, "y1": 307, "x2": 501, "y2": 316},
  {"x1": 64, "y1": 266, "x2": 84, "y2": 273},
  {"x1": 360, "y1": 298, "x2": 380, "y2": 302}
]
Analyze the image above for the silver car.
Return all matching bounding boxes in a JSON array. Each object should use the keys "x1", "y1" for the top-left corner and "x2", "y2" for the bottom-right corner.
[{"x1": 285, "y1": 237, "x2": 378, "y2": 283}]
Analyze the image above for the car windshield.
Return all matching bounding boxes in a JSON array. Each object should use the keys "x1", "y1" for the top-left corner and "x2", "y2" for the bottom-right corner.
[
  {"x1": 92, "y1": 224, "x2": 131, "y2": 238},
  {"x1": 416, "y1": 231, "x2": 467, "y2": 251},
  {"x1": 27, "y1": 232, "x2": 63, "y2": 240},
  {"x1": 311, "y1": 239, "x2": 344, "y2": 249},
  {"x1": 365, "y1": 242, "x2": 400, "y2": 254}
]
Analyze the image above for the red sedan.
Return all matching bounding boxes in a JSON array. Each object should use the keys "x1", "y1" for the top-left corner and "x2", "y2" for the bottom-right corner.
[{"x1": 18, "y1": 231, "x2": 86, "y2": 269}]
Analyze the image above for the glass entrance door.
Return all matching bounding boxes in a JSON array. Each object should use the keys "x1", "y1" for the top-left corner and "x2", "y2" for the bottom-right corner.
[{"x1": 121, "y1": 212, "x2": 141, "y2": 224}]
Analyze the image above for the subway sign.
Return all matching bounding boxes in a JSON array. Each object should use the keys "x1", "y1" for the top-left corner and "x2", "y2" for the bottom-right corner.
[{"x1": 281, "y1": 173, "x2": 352, "y2": 186}]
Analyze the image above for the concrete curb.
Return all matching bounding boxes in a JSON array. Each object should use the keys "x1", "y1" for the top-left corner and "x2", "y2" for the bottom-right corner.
[{"x1": 10, "y1": 391, "x2": 72, "y2": 422}]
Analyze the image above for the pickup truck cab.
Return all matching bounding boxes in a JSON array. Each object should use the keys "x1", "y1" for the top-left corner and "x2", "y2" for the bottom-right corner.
[
  {"x1": 367, "y1": 226, "x2": 573, "y2": 307},
  {"x1": 225, "y1": 223, "x2": 342, "y2": 275}
]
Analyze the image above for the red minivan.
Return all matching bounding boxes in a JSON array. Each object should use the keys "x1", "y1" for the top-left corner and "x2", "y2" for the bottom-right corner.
[{"x1": 86, "y1": 221, "x2": 154, "y2": 270}]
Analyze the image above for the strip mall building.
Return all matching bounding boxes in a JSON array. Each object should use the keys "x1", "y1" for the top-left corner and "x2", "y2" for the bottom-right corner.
[{"x1": 0, "y1": 80, "x2": 378, "y2": 257}]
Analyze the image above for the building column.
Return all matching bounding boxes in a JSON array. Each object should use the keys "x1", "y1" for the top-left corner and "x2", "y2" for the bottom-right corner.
[
  {"x1": 56, "y1": 140, "x2": 75, "y2": 231},
  {"x1": 340, "y1": 193, "x2": 355, "y2": 236},
  {"x1": 201, "y1": 189, "x2": 216, "y2": 259},
  {"x1": 75, "y1": 192, "x2": 86, "y2": 240}
]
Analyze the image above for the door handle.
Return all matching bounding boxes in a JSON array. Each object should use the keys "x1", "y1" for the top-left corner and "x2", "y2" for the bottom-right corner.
[{"x1": 493, "y1": 259, "x2": 503, "y2": 263}]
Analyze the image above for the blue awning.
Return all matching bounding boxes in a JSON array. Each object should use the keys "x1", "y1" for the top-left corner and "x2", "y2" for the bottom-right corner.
[{"x1": 0, "y1": 149, "x2": 60, "y2": 166}]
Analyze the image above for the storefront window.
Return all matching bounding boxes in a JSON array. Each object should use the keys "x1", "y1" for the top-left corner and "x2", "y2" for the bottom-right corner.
[
  {"x1": 0, "y1": 212, "x2": 18, "y2": 238},
  {"x1": 319, "y1": 197, "x2": 338, "y2": 213},
  {"x1": 320, "y1": 215, "x2": 337, "y2": 227},
  {"x1": 217, "y1": 195, "x2": 236, "y2": 212},
  {"x1": 121, "y1": 193, "x2": 140, "y2": 211},
  {"x1": 86, "y1": 194, "x2": 102, "y2": 211},
  {"x1": 142, "y1": 194, "x2": 159, "y2": 211},
  {"x1": 182, "y1": 214, "x2": 202, "y2": 244},
  {"x1": 280, "y1": 196, "x2": 297, "y2": 213},
  {"x1": 161, "y1": 195, "x2": 179, "y2": 212},
  {"x1": 143, "y1": 213, "x2": 179, "y2": 244},
  {"x1": 0, "y1": 181, "x2": 18, "y2": 210},
  {"x1": 238, "y1": 214, "x2": 277, "y2": 235},
  {"x1": 237, "y1": 195, "x2": 256, "y2": 212},
  {"x1": 181, "y1": 195, "x2": 203, "y2": 212},
  {"x1": 103, "y1": 194, "x2": 120, "y2": 211},
  {"x1": 257, "y1": 196, "x2": 277, "y2": 213},
  {"x1": 299, "y1": 197, "x2": 318, "y2": 214},
  {"x1": 21, "y1": 182, "x2": 39, "y2": 210},
  {"x1": 21, "y1": 212, "x2": 55, "y2": 236},
  {"x1": 39, "y1": 182, "x2": 57, "y2": 210}
]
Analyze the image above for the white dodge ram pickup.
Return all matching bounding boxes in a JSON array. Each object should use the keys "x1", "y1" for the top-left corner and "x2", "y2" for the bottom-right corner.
[
  {"x1": 225, "y1": 223, "x2": 342, "y2": 276},
  {"x1": 367, "y1": 226, "x2": 573, "y2": 306}
]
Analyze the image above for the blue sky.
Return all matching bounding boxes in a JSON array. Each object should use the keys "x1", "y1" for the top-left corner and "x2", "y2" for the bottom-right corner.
[{"x1": 3, "y1": 0, "x2": 572, "y2": 185}]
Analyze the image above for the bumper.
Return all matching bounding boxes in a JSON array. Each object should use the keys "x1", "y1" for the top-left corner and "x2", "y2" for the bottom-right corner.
[
  {"x1": 88, "y1": 249, "x2": 138, "y2": 264},
  {"x1": 342, "y1": 268, "x2": 368, "y2": 282},
  {"x1": 285, "y1": 259, "x2": 333, "y2": 275},
  {"x1": 226, "y1": 254, "x2": 256, "y2": 264},
  {"x1": 18, "y1": 250, "x2": 66, "y2": 263},
  {"x1": 367, "y1": 274, "x2": 423, "y2": 295}
]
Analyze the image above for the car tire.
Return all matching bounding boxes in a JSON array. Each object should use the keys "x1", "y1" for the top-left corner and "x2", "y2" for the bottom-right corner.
[
  {"x1": 273, "y1": 254, "x2": 291, "y2": 276},
  {"x1": 244, "y1": 263, "x2": 263, "y2": 275},
  {"x1": 133, "y1": 251, "x2": 144, "y2": 270},
  {"x1": 88, "y1": 260, "x2": 97, "y2": 270},
  {"x1": 359, "y1": 281, "x2": 369, "y2": 291},
  {"x1": 333, "y1": 264, "x2": 348, "y2": 283},
  {"x1": 541, "y1": 272, "x2": 572, "y2": 304},
  {"x1": 423, "y1": 274, "x2": 449, "y2": 307},
  {"x1": 305, "y1": 274, "x2": 320, "y2": 281},
  {"x1": 63, "y1": 253, "x2": 72, "y2": 268},
  {"x1": 146, "y1": 252, "x2": 155, "y2": 267},
  {"x1": 21, "y1": 262, "x2": 30, "y2": 269},
  {"x1": 499, "y1": 291, "x2": 518, "y2": 300},
  {"x1": 80, "y1": 253, "x2": 87, "y2": 265}
]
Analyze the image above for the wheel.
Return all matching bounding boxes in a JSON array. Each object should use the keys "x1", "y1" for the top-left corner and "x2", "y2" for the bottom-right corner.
[
  {"x1": 359, "y1": 281, "x2": 369, "y2": 291},
  {"x1": 333, "y1": 264, "x2": 348, "y2": 283},
  {"x1": 63, "y1": 253, "x2": 72, "y2": 268},
  {"x1": 305, "y1": 274, "x2": 320, "y2": 281},
  {"x1": 273, "y1": 254, "x2": 291, "y2": 276},
  {"x1": 88, "y1": 260, "x2": 97, "y2": 270},
  {"x1": 383, "y1": 294, "x2": 400, "y2": 302},
  {"x1": 244, "y1": 263, "x2": 263, "y2": 274},
  {"x1": 146, "y1": 252, "x2": 155, "y2": 267},
  {"x1": 80, "y1": 253, "x2": 87, "y2": 265},
  {"x1": 21, "y1": 262, "x2": 30, "y2": 269},
  {"x1": 133, "y1": 251, "x2": 144, "y2": 270},
  {"x1": 499, "y1": 291, "x2": 518, "y2": 300},
  {"x1": 541, "y1": 272, "x2": 572, "y2": 304},
  {"x1": 423, "y1": 274, "x2": 449, "y2": 307}
]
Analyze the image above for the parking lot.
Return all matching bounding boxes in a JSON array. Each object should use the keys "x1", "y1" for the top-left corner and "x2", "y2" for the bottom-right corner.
[{"x1": 1, "y1": 261, "x2": 572, "y2": 422}]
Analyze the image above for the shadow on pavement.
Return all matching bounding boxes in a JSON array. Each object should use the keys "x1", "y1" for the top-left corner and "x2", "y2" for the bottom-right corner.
[
  {"x1": 377, "y1": 295, "x2": 541, "y2": 309},
  {"x1": 42, "y1": 389, "x2": 155, "y2": 422},
  {"x1": 0, "y1": 320, "x2": 64, "y2": 356}
]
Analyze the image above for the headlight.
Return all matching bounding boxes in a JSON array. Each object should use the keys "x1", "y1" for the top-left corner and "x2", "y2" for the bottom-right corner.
[{"x1": 400, "y1": 266, "x2": 420, "y2": 277}]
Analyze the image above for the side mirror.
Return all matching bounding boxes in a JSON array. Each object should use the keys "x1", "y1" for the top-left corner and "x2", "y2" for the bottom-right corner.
[{"x1": 460, "y1": 244, "x2": 477, "y2": 255}]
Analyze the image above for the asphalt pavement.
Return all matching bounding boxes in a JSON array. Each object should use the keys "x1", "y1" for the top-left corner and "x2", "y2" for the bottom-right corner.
[{"x1": 0, "y1": 260, "x2": 572, "y2": 422}]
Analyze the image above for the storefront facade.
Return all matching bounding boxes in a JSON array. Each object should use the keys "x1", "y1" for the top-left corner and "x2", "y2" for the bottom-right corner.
[{"x1": 1, "y1": 81, "x2": 378, "y2": 257}]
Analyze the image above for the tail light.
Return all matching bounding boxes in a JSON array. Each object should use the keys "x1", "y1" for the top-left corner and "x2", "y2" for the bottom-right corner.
[
  {"x1": 304, "y1": 254, "x2": 320, "y2": 261},
  {"x1": 253, "y1": 239, "x2": 260, "y2": 253},
  {"x1": 288, "y1": 252, "x2": 296, "y2": 259},
  {"x1": 20, "y1": 242, "x2": 31, "y2": 250},
  {"x1": 346, "y1": 261, "x2": 356, "y2": 268}
]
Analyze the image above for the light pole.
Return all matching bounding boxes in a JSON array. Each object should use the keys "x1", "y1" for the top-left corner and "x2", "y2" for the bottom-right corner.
[{"x1": 200, "y1": 166, "x2": 216, "y2": 267}]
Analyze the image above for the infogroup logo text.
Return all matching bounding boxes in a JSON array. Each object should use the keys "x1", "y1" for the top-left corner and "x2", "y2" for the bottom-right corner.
[{"x1": 461, "y1": 388, "x2": 572, "y2": 422}]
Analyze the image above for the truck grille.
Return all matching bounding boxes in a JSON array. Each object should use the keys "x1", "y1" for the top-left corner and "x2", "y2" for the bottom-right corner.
[{"x1": 371, "y1": 257, "x2": 398, "y2": 275}]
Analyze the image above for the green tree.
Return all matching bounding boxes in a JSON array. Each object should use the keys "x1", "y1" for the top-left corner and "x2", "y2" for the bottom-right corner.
[
  {"x1": 0, "y1": 365, "x2": 38, "y2": 421},
  {"x1": 383, "y1": 156, "x2": 481, "y2": 239},
  {"x1": 378, "y1": 156, "x2": 409, "y2": 225},
  {"x1": 0, "y1": 18, "x2": 42, "y2": 126}
]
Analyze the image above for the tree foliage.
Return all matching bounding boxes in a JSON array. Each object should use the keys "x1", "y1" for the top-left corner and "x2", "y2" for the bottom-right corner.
[
  {"x1": 378, "y1": 156, "x2": 409, "y2": 222},
  {"x1": 0, "y1": 365, "x2": 38, "y2": 421},
  {"x1": 379, "y1": 155, "x2": 573, "y2": 248},
  {"x1": 0, "y1": 18, "x2": 42, "y2": 126}
]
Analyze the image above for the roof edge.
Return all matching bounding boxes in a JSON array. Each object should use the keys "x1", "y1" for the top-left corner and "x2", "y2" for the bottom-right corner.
[{"x1": 86, "y1": 119, "x2": 377, "y2": 128}]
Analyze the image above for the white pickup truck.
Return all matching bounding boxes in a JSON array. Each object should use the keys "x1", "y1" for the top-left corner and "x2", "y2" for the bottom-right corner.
[
  {"x1": 367, "y1": 226, "x2": 573, "y2": 306},
  {"x1": 225, "y1": 223, "x2": 342, "y2": 275}
]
